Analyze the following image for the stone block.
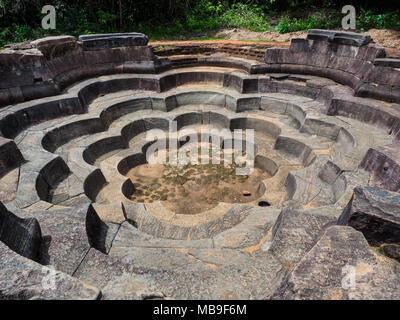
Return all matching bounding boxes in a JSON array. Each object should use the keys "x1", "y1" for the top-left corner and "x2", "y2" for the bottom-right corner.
[{"x1": 78, "y1": 33, "x2": 148, "y2": 51}]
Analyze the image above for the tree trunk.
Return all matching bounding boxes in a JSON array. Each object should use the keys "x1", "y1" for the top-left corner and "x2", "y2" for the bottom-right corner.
[{"x1": 119, "y1": 0, "x2": 123, "y2": 28}]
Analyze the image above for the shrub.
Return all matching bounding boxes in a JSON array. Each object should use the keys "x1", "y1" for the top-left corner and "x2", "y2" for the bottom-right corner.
[
  {"x1": 185, "y1": 0, "x2": 223, "y2": 33},
  {"x1": 221, "y1": 3, "x2": 269, "y2": 32},
  {"x1": 357, "y1": 8, "x2": 400, "y2": 31},
  {"x1": 274, "y1": 11, "x2": 341, "y2": 33}
]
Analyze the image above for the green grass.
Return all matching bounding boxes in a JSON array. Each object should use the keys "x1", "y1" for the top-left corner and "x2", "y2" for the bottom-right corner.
[{"x1": 374, "y1": 246, "x2": 388, "y2": 257}]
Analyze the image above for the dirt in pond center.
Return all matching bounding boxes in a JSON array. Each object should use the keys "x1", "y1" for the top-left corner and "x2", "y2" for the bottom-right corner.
[{"x1": 126, "y1": 161, "x2": 271, "y2": 215}]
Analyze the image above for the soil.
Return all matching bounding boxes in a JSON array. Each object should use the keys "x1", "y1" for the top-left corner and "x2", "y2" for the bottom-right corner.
[
  {"x1": 126, "y1": 147, "x2": 271, "y2": 215},
  {"x1": 207, "y1": 28, "x2": 400, "y2": 50},
  {"x1": 365, "y1": 29, "x2": 400, "y2": 51},
  {"x1": 208, "y1": 28, "x2": 307, "y2": 43},
  {"x1": 150, "y1": 28, "x2": 400, "y2": 54}
]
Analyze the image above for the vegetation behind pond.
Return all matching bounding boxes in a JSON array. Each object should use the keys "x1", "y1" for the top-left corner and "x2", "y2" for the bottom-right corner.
[{"x1": 0, "y1": 0, "x2": 399, "y2": 47}]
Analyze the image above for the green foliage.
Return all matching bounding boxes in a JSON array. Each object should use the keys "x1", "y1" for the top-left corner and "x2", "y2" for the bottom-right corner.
[
  {"x1": 97, "y1": 9, "x2": 118, "y2": 29},
  {"x1": 144, "y1": 1, "x2": 271, "y2": 39},
  {"x1": 275, "y1": 11, "x2": 341, "y2": 33},
  {"x1": 275, "y1": 17, "x2": 303, "y2": 33},
  {"x1": 11, "y1": 24, "x2": 30, "y2": 43},
  {"x1": 0, "y1": 0, "x2": 399, "y2": 46},
  {"x1": 185, "y1": 0, "x2": 223, "y2": 33},
  {"x1": 221, "y1": 3, "x2": 270, "y2": 32},
  {"x1": 0, "y1": 27, "x2": 10, "y2": 48},
  {"x1": 357, "y1": 8, "x2": 400, "y2": 31},
  {"x1": 374, "y1": 247, "x2": 386, "y2": 256}
]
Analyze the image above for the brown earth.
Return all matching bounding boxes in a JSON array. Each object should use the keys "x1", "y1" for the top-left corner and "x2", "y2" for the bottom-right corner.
[
  {"x1": 126, "y1": 157, "x2": 271, "y2": 215},
  {"x1": 150, "y1": 28, "x2": 400, "y2": 56}
]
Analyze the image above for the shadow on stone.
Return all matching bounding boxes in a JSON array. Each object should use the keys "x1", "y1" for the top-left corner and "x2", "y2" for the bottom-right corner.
[
  {"x1": 338, "y1": 186, "x2": 400, "y2": 246},
  {"x1": 0, "y1": 202, "x2": 42, "y2": 261},
  {"x1": 86, "y1": 204, "x2": 110, "y2": 254},
  {"x1": 39, "y1": 235, "x2": 52, "y2": 265}
]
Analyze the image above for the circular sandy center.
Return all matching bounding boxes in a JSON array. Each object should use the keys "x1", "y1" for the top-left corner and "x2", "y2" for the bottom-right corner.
[{"x1": 126, "y1": 144, "x2": 270, "y2": 214}]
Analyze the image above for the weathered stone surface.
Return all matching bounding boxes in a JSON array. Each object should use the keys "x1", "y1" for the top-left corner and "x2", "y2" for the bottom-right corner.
[
  {"x1": 267, "y1": 208, "x2": 339, "y2": 267},
  {"x1": 124, "y1": 202, "x2": 253, "y2": 240},
  {"x1": 112, "y1": 221, "x2": 213, "y2": 249},
  {"x1": 78, "y1": 33, "x2": 149, "y2": 51},
  {"x1": 265, "y1": 30, "x2": 400, "y2": 103},
  {"x1": 31, "y1": 36, "x2": 78, "y2": 59},
  {"x1": 361, "y1": 144, "x2": 400, "y2": 192},
  {"x1": 213, "y1": 207, "x2": 280, "y2": 249},
  {"x1": 338, "y1": 186, "x2": 400, "y2": 246},
  {"x1": 0, "y1": 34, "x2": 161, "y2": 107},
  {"x1": 13, "y1": 204, "x2": 118, "y2": 275},
  {"x1": 374, "y1": 58, "x2": 400, "y2": 68},
  {"x1": 382, "y1": 244, "x2": 400, "y2": 262},
  {"x1": 29, "y1": 206, "x2": 91, "y2": 275},
  {"x1": 270, "y1": 226, "x2": 400, "y2": 300},
  {"x1": 92, "y1": 202, "x2": 126, "y2": 225},
  {"x1": 0, "y1": 137, "x2": 24, "y2": 176},
  {"x1": 0, "y1": 202, "x2": 42, "y2": 261},
  {"x1": 1, "y1": 31, "x2": 400, "y2": 300},
  {"x1": 274, "y1": 136, "x2": 313, "y2": 164},
  {"x1": 108, "y1": 247, "x2": 286, "y2": 299},
  {"x1": 0, "y1": 241, "x2": 100, "y2": 300},
  {"x1": 147, "y1": 250, "x2": 286, "y2": 300},
  {"x1": 0, "y1": 167, "x2": 19, "y2": 203},
  {"x1": 0, "y1": 96, "x2": 84, "y2": 138},
  {"x1": 74, "y1": 248, "x2": 163, "y2": 300},
  {"x1": 77, "y1": 245, "x2": 281, "y2": 299},
  {"x1": 86, "y1": 204, "x2": 120, "y2": 254},
  {"x1": 307, "y1": 29, "x2": 372, "y2": 47}
]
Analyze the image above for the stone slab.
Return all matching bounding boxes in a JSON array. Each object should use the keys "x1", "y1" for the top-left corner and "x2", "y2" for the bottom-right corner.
[
  {"x1": 338, "y1": 186, "x2": 400, "y2": 246},
  {"x1": 270, "y1": 226, "x2": 400, "y2": 300},
  {"x1": 78, "y1": 33, "x2": 149, "y2": 51},
  {"x1": 0, "y1": 241, "x2": 100, "y2": 300}
]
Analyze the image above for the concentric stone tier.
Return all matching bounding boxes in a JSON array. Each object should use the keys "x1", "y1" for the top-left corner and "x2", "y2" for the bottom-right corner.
[{"x1": 0, "y1": 30, "x2": 399, "y2": 300}]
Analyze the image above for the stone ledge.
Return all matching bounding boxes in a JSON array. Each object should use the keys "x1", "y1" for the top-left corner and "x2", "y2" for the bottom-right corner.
[
  {"x1": 361, "y1": 144, "x2": 400, "y2": 191},
  {"x1": 78, "y1": 33, "x2": 149, "y2": 51},
  {"x1": 0, "y1": 202, "x2": 42, "y2": 261},
  {"x1": 270, "y1": 225, "x2": 400, "y2": 300},
  {"x1": 307, "y1": 29, "x2": 372, "y2": 47},
  {"x1": 0, "y1": 137, "x2": 24, "y2": 176},
  {"x1": 0, "y1": 241, "x2": 100, "y2": 300},
  {"x1": 374, "y1": 58, "x2": 400, "y2": 68},
  {"x1": 338, "y1": 186, "x2": 400, "y2": 246}
]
